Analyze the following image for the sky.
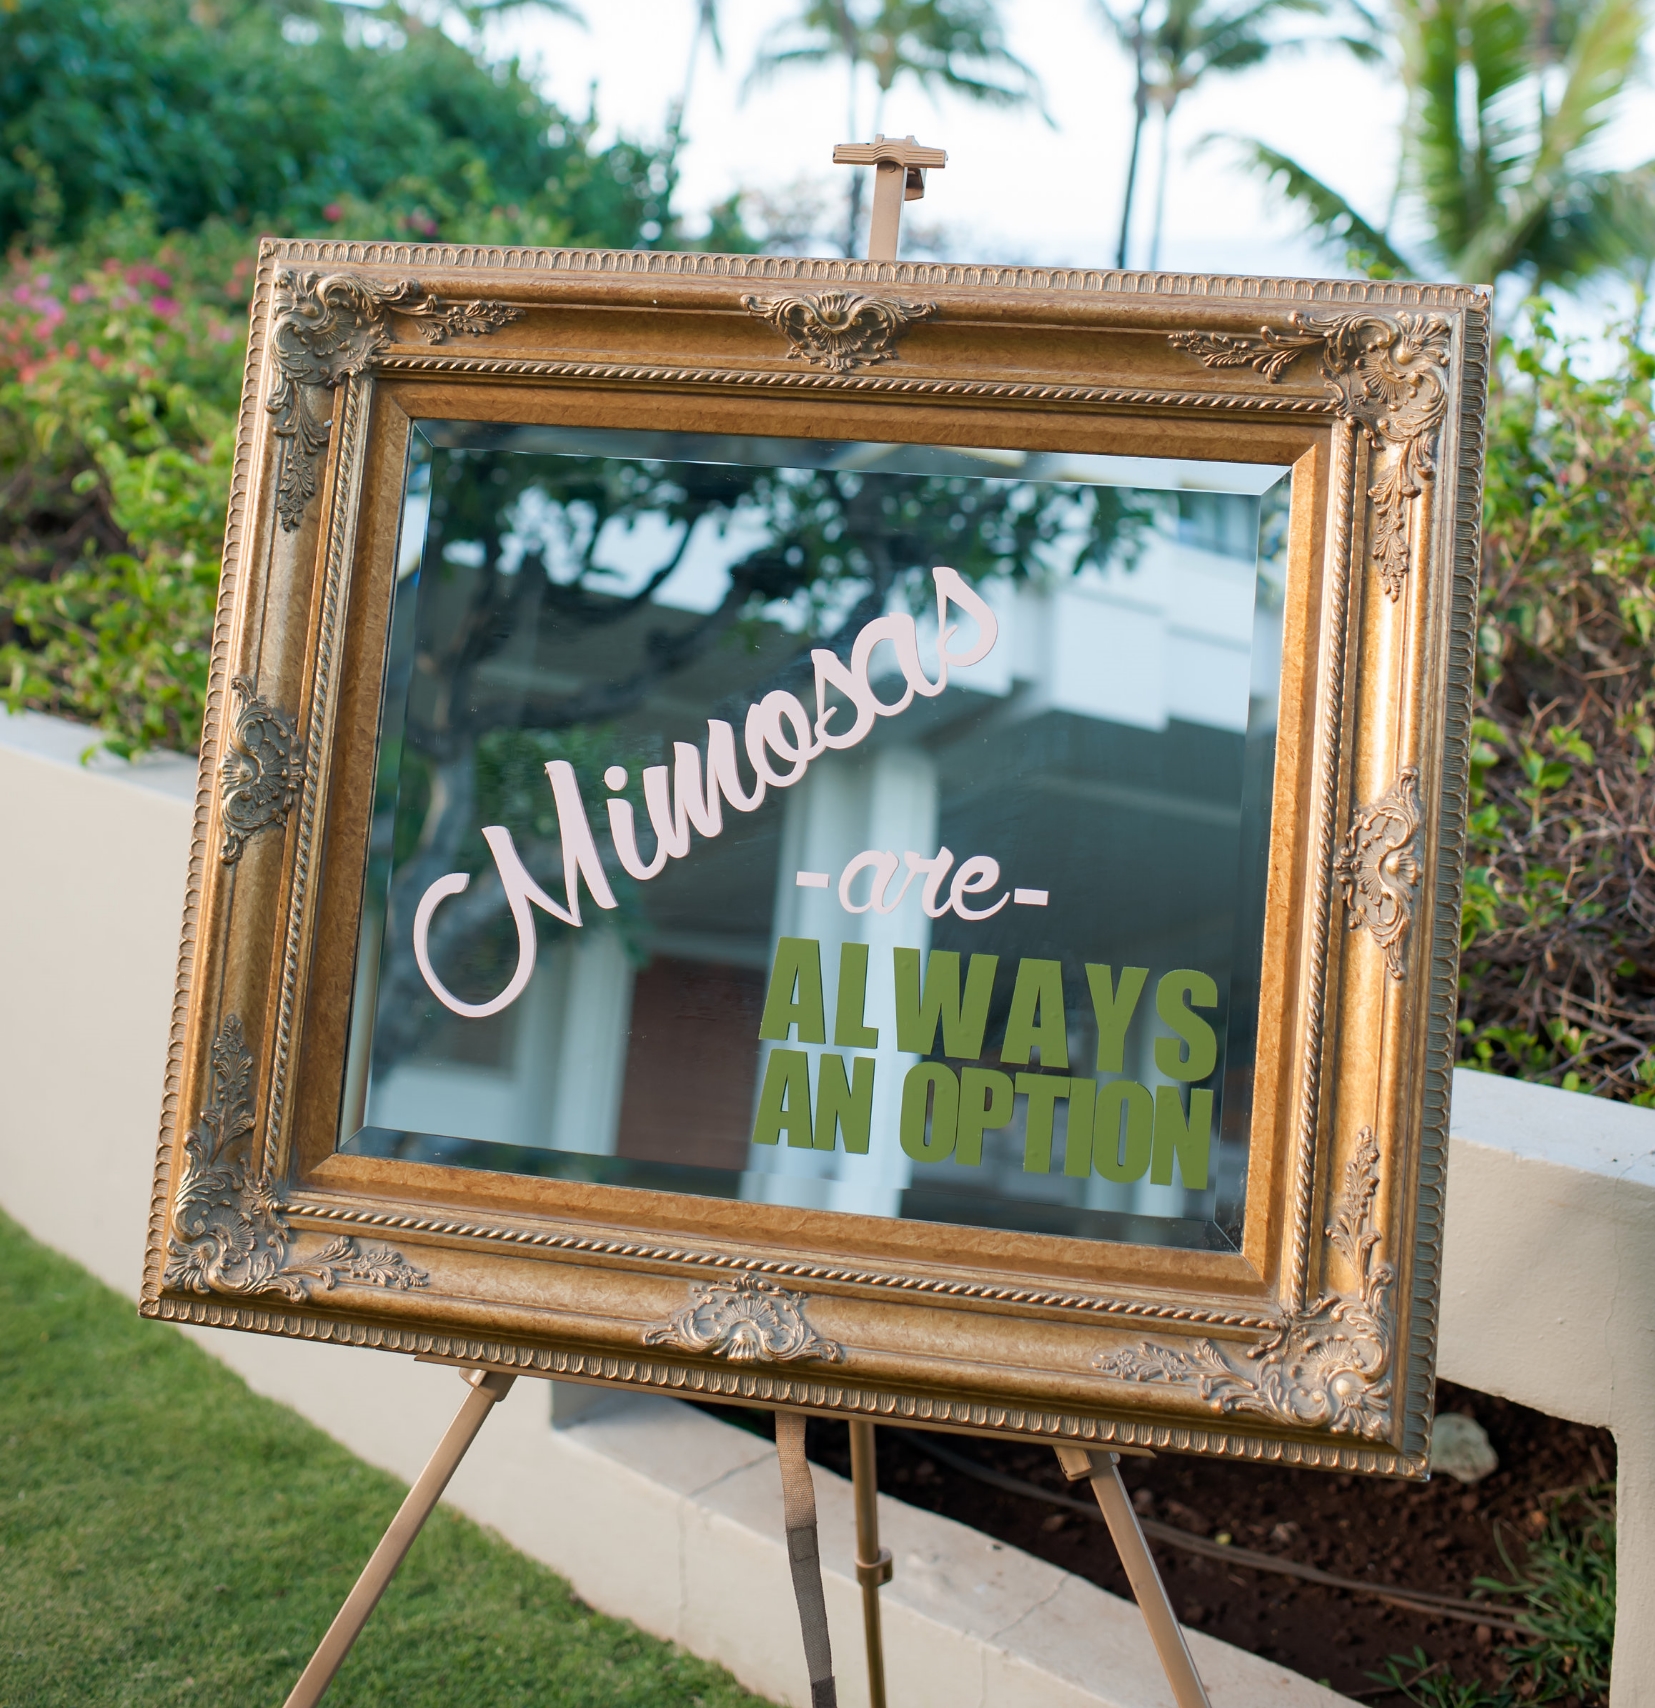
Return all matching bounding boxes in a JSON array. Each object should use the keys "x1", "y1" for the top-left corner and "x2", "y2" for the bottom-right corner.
[{"x1": 482, "y1": 0, "x2": 1655, "y2": 303}]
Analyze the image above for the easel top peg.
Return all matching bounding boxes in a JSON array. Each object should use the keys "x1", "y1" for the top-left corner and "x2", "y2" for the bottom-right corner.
[
  {"x1": 833, "y1": 134, "x2": 948, "y2": 262},
  {"x1": 833, "y1": 134, "x2": 948, "y2": 173}
]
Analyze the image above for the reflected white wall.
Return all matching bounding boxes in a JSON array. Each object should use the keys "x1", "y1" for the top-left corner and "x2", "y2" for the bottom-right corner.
[
  {"x1": 367, "y1": 926, "x2": 634, "y2": 1156},
  {"x1": 517, "y1": 929, "x2": 635, "y2": 1154}
]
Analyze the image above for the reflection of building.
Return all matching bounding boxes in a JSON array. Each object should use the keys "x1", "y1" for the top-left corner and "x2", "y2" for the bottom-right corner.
[{"x1": 352, "y1": 439, "x2": 1285, "y2": 1253}]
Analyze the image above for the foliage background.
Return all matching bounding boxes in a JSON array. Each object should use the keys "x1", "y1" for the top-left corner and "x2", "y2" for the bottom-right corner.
[{"x1": 3, "y1": 0, "x2": 1654, "y2": 1106}]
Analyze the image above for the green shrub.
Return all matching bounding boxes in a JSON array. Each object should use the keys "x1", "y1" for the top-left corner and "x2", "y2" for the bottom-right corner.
[
  {"x1": 1459, "y1": 306, "x2": 1655, "y2": 1101},
  {"x1": 0, "y1": 212, "x2": 242, "y2": 754}
]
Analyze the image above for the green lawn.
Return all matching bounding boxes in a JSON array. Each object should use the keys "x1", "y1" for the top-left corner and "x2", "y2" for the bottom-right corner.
[{"x1": 0, "y1": 1211, "x2": 770, "y2": 1708}]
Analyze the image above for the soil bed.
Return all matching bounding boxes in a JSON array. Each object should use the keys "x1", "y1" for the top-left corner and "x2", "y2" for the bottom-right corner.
[{"x1": 696, "y1": 1382, "x2": 1613, "y2": 1702}]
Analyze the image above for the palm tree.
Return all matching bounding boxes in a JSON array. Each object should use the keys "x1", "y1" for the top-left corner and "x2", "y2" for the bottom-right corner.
[
  {"x1": 1233, "y1": 0, "x2": 1655, "y2": 287},
  {"x1": 747, "y1": 0, "x2": 1045, "y2": 257},
  {"x1": 1098, "y1": 0, "x2": 1345, "y2": 270}
]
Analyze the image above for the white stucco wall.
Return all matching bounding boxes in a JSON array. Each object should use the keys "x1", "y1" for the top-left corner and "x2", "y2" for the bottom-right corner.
[{"x1": 3, "y1": 707, "x2": 1650, "y2": 1704}]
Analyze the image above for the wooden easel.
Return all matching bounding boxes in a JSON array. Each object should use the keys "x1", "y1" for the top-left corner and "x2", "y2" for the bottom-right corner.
[
  {"x1": 280, "y1": 1363, "x2": 1210, "y2": 1708},
  {"x1": 285, "y1": 132, "x2": 1212, "y2": 1708}
]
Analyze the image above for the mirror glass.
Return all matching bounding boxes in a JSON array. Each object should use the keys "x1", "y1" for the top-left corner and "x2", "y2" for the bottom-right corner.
[{"x1": 338, "y1": 423, "x2": 1290, "y2": 1252}]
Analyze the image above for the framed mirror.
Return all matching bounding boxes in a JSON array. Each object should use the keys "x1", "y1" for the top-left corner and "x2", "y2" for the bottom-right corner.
[{"x1": 143, "y1": 242, "x2": 1488, "y2": 1474}]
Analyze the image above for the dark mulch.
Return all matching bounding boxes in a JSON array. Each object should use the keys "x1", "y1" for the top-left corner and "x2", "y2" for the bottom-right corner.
[{"x1": 694, "y1": 1382, "x2": 1613, "y2": 1702}]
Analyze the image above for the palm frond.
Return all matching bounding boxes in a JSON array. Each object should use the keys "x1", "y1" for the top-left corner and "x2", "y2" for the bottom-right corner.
[
  {"x1": 1533, "y1": 0, "x2": 1647, "y2": 180},
  {"x1": 1226, "y1": 136, "x2": 1415, "y2": 275},
  {"x1": 1404, "y1": 0, "x2": 1533, "y2": 262},
  {"x1": 741, "y1": 43, "x2": 841, "y2": 97},
  {"x1": 1463, "y1": 160, "x2": 1655, "y2": 284}
]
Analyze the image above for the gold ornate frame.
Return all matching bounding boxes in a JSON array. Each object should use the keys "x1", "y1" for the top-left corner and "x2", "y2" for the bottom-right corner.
[{"x1": 140, "y1": 237, "x2": 1488, "y2": 1476}]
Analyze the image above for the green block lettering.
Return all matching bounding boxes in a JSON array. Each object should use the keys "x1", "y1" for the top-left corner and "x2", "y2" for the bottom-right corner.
[
  {"x1": 1016, "y1": 1071, "x2": 1070, "y2": 1172},
  {"x1": 833, "y1": 942, "x2": 879, "y2": 1049},
  {"x1": 1153, "y1": 969, "x2": 1219, "y2": 1082},
  {"x1": 1085, "y1": 964, "x2": 1149, "y2": 1073},
  {"x1": 1152, "y1": 1085, "x2": 1213, "y2": 1189},
  {"x1": 899, "y1": 1062, "x2": 960, "y2": 1162},
  {"x1": 1063, "y1": 1077, "x2": 1096, "y2": 1177},
  {"x1": 752, "y1": 1049, "x2": 814, "y2": 1148},
  {"x1": 1001, "y1": 958, "x2": 1069, "y2": 1069},
  {"x1": 956, "y1": 1067, "x2": 1013, "y2": 1166},
  {"x1": 894, "y1": 949, "x2": 998, "y2": 1058},
  {"x1": 816, "y1": 1053, "x2": 875, "y2": 1154},
  {"x1": 1093, "y1": 1080, "x2": 1154, "y2": 1182},
  {"x1": 759, "y1": 937, "x2": 826, "y2": 1044}
]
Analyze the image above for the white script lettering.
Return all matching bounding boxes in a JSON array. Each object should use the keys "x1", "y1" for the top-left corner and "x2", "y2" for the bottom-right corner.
[
  {"x1": 414, "y1": 567, "x2": 997, "y2": 1016},
  {"x1": 835, "y1": 846, "x2": 1008, "y2": 921}
]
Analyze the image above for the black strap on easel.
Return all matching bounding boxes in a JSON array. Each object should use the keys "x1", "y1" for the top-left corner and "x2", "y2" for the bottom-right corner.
[{"x1": 776, "y1": 1411, "x2": 838, "y2": 1708}]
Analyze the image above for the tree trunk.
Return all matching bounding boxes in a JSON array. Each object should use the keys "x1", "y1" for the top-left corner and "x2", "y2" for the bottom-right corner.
[
  {"x1": 1147, "y1": 101, "x2": 1173, "y2": 271},
  {"x1": 1116, "y1": 7, "x2": 1151, "y2": 271}
]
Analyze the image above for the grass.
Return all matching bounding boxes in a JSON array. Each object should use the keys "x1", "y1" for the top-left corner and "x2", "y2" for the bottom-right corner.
[{"x1": 0, "y1": 1210, "x2": 771, "y2": 1708}]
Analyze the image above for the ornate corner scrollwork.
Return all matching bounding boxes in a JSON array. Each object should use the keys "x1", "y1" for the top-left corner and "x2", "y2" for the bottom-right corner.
[
  {"x1": 1170, "y1": 312, "x2": 1451, "y2": 599},
  {"x1": 1333, "y1": 766, "x2": 1422, "y2": 979},
  {"x1": 643, "y1": 1273, "x2": 845, "y2": 1365},
  {"x1": 164, "y1": 1015, "x2": 426, "y2": 1301},
  {"x1": 219, "y1": 675, "x2": 300, "y2": 863},
  {"x1": 268, "y1": 269, "x2": 522, "y2": 530},
  {"x1": 741, "y1": 289, "x2": 937, "y2": 372},
  {"x1": 1094, "y1": 1128, "x2": 1394, "y2": 1440}
]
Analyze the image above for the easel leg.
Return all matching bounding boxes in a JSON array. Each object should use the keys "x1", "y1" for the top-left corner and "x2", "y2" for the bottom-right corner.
[
  {"x1": 1055, "y1": 1446, "x2": 1211, "y2": 1708},
  {"x1": 848, "y1": 1421, "x2": 893, "y2": 1708},
  {"x1": 776, "y1": 1413, "x2": 838, "y2": 1708},
  {"x1": 283, "y1": 1369, "x2": 517, "y2": 1708}
]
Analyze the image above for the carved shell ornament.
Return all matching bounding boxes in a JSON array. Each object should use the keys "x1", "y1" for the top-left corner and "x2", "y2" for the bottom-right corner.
[
  {"x1": 1170, "y1": 311, "x2": 1452, "y2": 599},
  {"x1": 1095, "y1": 1128, "x2": 1394, "y2": 1440},
  {"x1": 1333, "y1": 767, "x2": 1423, "y2": 979},
  {"x1": 267, "y1": 269, "x2": 522, "y2": 530},
  {"x1": 643, "y1": 1273, "x2": 845, "y2": 1365},
  {"x1": 218, "y1": 675, "x2": 299, "y2": 863},
  {"x1": 164, "y1": 1014, "x2": 426, "y2": 1302},
  {"x1": 742, "y1": 289, "x2": 938, "y2": 372}
]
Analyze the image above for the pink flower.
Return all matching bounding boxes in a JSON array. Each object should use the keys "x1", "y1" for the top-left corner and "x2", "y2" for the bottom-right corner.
[
  {"x1": 70, "y1": 283, "x2": 93, "y2": 303},
  {"x1": 150, "y1": 296, "x2": 178, "y2": 319},
  {"x1": 323, "y1": 202, "x2": 344, "y2": 223}
]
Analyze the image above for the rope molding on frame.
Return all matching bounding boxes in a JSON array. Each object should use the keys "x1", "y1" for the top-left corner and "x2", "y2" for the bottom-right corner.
[
  {"x1": 279, "y1": 1196, "x2": 1283, "y2": 1330},
  {"x1": 258, "y1": 369, "x2": 372, "y2": 1183},
  {"x1": 374, "y1": 348, "x2": 1342, "y2": 415}
]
